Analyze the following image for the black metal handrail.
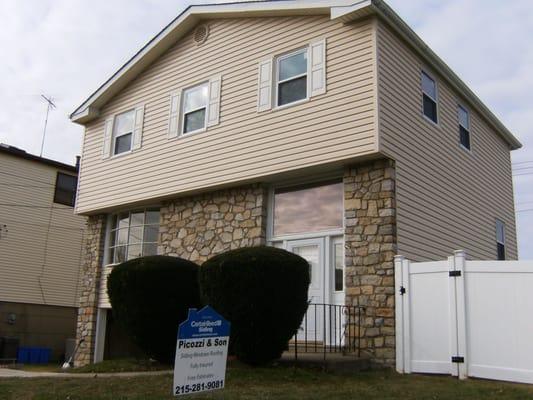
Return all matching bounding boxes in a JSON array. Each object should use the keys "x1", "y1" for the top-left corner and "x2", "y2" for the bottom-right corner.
[{"x1": 292, "y1": 303, "x2": 365, "y2": 362}]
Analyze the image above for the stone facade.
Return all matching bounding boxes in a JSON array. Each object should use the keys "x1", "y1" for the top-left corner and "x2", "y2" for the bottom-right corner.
[
  {"x1": 159, "y1": 185, "x2": 268, "y2": 263},
  {"x1": 344, "y1": 159, "x2": 397, "y2": 365},
  {"x1": 74, "y1": 215, "x2": 106, "y2": 366}
]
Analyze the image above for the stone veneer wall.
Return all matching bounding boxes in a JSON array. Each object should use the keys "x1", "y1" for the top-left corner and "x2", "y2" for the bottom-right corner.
[
  {"x1": 344, "y1": 159, "x2": 397, "y2": 365},
  {"x1": 74, "y1": 215, "x2": 106, "y2": 366},
  {"x1": 159, "y1": 185, "x2": 268, "y2": 263}
]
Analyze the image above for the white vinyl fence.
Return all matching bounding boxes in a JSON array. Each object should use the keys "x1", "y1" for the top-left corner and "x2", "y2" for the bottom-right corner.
[{"x1": 395, "y1": 251, "x2": 533, "y2": 384}]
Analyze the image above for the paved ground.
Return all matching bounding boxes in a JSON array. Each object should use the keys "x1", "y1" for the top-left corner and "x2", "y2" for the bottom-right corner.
[{"x1": 0, "y1": 367, "x2": 172, "y2": 379}]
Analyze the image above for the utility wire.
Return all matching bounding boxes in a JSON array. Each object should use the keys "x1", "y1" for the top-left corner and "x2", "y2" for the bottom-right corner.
[
  {"x1": 516, "y1": 209, "x2": 533, "y2": 213},
  {"x1": 0, "y1": 182, "x2": 53, "y2": 189},
  {"x1": 0, "y1": 170, "x2": 56, "y2": 186},
  {"x1": 0, "y1": 202, "x2": 73, "y2": 211},
  {"x1": 0, "y1": 218, "x2": 85, "y2": 232}
]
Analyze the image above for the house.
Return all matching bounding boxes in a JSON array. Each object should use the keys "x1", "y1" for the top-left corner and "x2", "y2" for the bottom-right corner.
[
  {"x1": 70, "y1": 0, "x2": 521, "y2": 367},
  {"x1": 0, "y1": 144, "x2": 85, "y2": 362}
]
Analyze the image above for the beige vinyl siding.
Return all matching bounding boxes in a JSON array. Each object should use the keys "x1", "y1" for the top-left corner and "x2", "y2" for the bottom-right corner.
[
  {"x1": 76, "y1": 15, "x2": 378, "y2": 214},
  {"x1": 376, "y1": 20, "x2": 518, "y2": 261},
  {"x1": 0, "y1": 154, "x2": 86, "y2": 307}
]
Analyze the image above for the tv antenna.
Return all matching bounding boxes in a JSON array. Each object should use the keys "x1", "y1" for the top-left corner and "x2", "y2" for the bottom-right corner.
[{"x1": 40, "y1": 94, "x2": 56, "y2": 157}]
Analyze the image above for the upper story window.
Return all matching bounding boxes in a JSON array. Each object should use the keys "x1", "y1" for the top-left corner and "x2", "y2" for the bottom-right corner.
[
  {"x1": 167, "y1": 76, "x2": 221, "y2": 139},
  {"x1": 421, "y1": 71, "x2": 438, "y2": 124},
  {"x1": 112, "y1": 110, "x2": 135, "y2": 155},
  {"x1": 54, "y1": 172, "x2": 77, "y2": 207},
  {"x1": 458, "y1": 105, "x2": 471, "y2": 150},
  {"x1": 272, "y1": 181, "x2": 343, "y2": 237},
  {"x1": 108, "y1": 208, "x2": 160, "y2": 265},
  {"x1": 182, "y1": 83, "x2": 209, "y2": 134},
  {"x1": 276, "y1": 49, "x2": 308, "y2": 107},
  {"x1": 257, "y1": 38, "x2": 326, "y2": 112},
  {"x1": 496, "y1": 219, "x2": 506, "y2": 260}
]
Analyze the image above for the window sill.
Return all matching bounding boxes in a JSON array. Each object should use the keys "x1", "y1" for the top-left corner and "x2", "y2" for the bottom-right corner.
[
  {"x1": 178, "y1": 127, "x2": 207, "y2": 139},
  {"x1": 422, "y1": 114, "x2": 440, "y2": 129},
  {"x1": 273, "y1": 97, "x2": 310, "y2": 112},
  {"x1": 109, "y1": 149, "x2": 133, "y2": 160},
  {"x1": 459, "y1": 143, "x2": 472, "y2": 154}
]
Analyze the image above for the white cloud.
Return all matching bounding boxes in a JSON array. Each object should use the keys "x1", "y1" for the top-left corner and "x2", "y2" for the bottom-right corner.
[{"x1": 1, "y1": 0, "x2": 531, "y2": 257}]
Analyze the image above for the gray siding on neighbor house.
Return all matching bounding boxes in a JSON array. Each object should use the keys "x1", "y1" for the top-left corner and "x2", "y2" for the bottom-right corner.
[
  {"x1": 376, "y1": 20, "x2": 518, "y2": 261},
  {"x1": 76, "y1": 15, "x2": 379, "y2": 215},
  {"x1": 0, "y1": 154, "x2": 86, "y2": 307}
]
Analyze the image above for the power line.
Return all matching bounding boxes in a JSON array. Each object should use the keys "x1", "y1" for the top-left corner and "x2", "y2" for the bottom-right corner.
[
  {"x1": 512, "y1": 160, "x2": 533, "y2": 166},
  {"x1": 0, "y1": 218, "x2": 85, "y2": 232},
  {"x1": 0, "y1": 170, "x2": 55, "y2": 186},
  {"x1": 516, "y1": 209, "x2": 533, "y2": 213},
  {"x1": 0, "y1": 182, "x2": 52, "y2": 189},
  {"x1": 0, "y1": 202, "x2": 73, "y2": 211}
]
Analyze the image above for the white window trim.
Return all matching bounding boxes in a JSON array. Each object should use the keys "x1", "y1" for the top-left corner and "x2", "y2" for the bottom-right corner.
[
  {"x1": 332, "y1": 237, "x2": 345, "y2": 293},
  {"x1": 458, "y1": 103, "x2": 472, "y2": 152},
  {"x1": 421, "y1": 69, "x2": 439, "y2": 126},
  {"x1": 105, "y1": 208, "x2": 160, "y2": 266},
  {"x1": 180, "y1": 82, "x2": 209, "y2": 137},
  {"x1": 274, "y1": 48, "x2": 310, "y2": 109},
  {"x1": 111, "y1": 109, "x2": 135, "y2": 156}
]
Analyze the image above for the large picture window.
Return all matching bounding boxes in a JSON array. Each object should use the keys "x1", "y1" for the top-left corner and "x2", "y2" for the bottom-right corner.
[
  {"x1": 108, "y1": 209, "x2": 160, "y2": 264},
  {"x1": 273, "y1": 181, "x2": 343, "y2": 237}
]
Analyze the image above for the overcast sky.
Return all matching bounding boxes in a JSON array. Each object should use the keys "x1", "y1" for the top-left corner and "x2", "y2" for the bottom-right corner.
[{"x1": 0, "y1": 0, "x2": 531, "y2": 258}]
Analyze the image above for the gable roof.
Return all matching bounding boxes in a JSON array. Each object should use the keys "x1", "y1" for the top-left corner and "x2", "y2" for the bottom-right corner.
[{"x1": 70, "y1": 0, "x2": 521, "y2": 150}]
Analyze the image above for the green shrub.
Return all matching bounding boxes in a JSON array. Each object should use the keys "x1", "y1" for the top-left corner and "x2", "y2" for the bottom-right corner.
[
  {"x1": 199, "y1": 246, "x2": 310, "y2": 365},
  {"x1": 107, "y1": 255, "x2": 201, "y2": 364}
]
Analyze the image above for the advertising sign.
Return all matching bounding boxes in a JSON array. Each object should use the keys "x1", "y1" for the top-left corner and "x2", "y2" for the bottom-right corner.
[{"x1": 173, "y1": 306, "x2": 230, "y2": 396}]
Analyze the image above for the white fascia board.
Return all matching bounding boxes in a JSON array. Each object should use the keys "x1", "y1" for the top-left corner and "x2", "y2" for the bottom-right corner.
[{"x1": 70, "y1": 1, "x2": 356, "y2": 124}]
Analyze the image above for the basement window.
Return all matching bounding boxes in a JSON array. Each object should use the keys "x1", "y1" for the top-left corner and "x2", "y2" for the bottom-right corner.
[
  {"x1": 422, "y1": 71, "x2": 438, "y2": 124},
  {"x1": 496, "y1": 219, "x2": 506, "y2": 261}
]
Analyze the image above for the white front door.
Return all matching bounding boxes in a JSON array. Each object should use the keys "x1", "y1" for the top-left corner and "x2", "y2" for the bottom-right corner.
[{"x1": 287, "y1": 238, "x2": 325, "y2": 341}]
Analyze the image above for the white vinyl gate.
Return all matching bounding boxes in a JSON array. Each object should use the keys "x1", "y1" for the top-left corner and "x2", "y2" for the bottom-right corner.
[{"x1": 395, "y1": 251, "x2": 533, "y2": 384}]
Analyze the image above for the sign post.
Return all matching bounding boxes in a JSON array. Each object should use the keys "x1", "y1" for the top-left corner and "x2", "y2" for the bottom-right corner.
[{"x1": 173, "y1": 306, "x2": 230, "y2": 396}]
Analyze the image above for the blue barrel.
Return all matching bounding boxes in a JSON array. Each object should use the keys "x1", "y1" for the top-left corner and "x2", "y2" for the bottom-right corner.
[
  {"x1": 17, "y1": 347, "x2": 30, "y2": 363},
  {"x1": 29, "y1": 347, "x2": 40, "y2": 364},
  {"x1": 39, "y1": 348, "x2": 51, "y2": 364}
]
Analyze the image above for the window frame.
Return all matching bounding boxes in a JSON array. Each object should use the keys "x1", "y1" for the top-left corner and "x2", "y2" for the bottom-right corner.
[
  {"x1": 111, "y1": 109, "x2": 135, "y2": 157},
  {"x1": 180, "y1": 81, "x2": 209, "y2": 137},
  {"x1": 53, "y1": 172, "x2": 77, "y2": 207},
  {"x1": 458, "y1": 103, "x2": 472, "y2": 151},
  {"x1": 274, "y1": 47, "x2": 310, "y2": 109},
  {"x1": 106, "y1": 208, "x2": 160, "y2": 266},
  {"x1": 495, "y1": 219, "x2": 506, "y2": 261},
  {"x1": 421, "y1": 70, "x2": 439, "y2": 125}
]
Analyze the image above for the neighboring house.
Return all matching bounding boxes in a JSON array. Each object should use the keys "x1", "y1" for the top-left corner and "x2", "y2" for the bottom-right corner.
[
  {"x1": 0, "y1": 144, "x2": 85, "y2": 362},
  {"x1": 70, "y1": 0, "x2": 521, "y2": 367}
]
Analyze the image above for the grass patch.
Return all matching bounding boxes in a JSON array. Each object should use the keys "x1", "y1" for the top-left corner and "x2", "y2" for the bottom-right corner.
[
  {"x1": 70, "y1": 359, "x2": 169, "y2": 374},
  {"x1": 0, "y1": 364, "x2": 532, "y2": 399}
]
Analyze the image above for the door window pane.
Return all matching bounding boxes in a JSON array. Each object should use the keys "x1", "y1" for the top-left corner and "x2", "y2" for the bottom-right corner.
[
  {"x1": 273, "y1": 182, "x2": 343, "y2": 236},
  {"x1": 334, "y1": 243, "x2": 344, "y2": 292}
]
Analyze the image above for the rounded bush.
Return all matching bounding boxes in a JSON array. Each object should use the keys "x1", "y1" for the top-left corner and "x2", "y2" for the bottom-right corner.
[
  {"x1": 199, "y1": 246, "x2": 310, "y2": 365},
  {"x1": 107, "y1": 255, "x2": 201, "y2": 364}
]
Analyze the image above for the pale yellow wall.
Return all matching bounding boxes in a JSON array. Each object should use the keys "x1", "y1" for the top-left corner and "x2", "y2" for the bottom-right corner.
[
  {"x1": 376, "y1": 20, "x2": 518, "y2": 261},
  {"x1": 0, "y1": 153, "x2": 86, "y2": 307},
  {"x1": 76, "y1": 15, "x2": 379, "y2": 214}
]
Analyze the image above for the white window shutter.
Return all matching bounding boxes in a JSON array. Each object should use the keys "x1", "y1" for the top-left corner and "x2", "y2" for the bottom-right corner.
[
  {"x1": 167, "y1": 91, "x2": 181, "y2": 138},
  {"x1": 207, "y1": 75, "x2": 222, "y2": 127},
  {"x1": 310, "y1": 38, "x2": 327, "y2": 97},
  {"x1": 102, "y1": 117, "x2": 114, "y2": 159},
  {"x1": 257, "y1": 58, "x2": 273, "y2": 112},
  {"x1": 132, "y1": 105, "x2": 145, "y2": 150}
]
